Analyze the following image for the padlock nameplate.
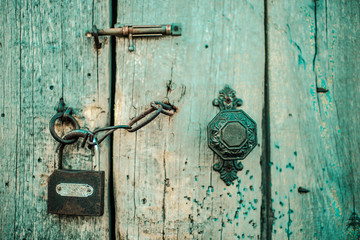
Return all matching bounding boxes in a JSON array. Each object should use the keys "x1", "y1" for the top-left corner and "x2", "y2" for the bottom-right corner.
[{"x1": 56, "y1": 183, "x2": 94, "y2": 197}]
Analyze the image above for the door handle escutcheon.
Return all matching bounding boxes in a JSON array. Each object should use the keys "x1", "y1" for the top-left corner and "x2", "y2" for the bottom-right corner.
[{"x1": 207, "y1": 85, "x2": 257, "y2": 186}]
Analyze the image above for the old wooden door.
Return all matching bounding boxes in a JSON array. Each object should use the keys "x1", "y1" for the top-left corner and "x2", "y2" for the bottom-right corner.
[
  {"x1": 112, "y1": 1, "x2": 265, "y2": 239},
  {"x1": 1, "y1": 0, "x2": 359, "y2": 239}
]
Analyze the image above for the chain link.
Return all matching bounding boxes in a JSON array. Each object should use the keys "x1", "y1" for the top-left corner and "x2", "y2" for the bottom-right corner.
[{"x1": 49, "y1": 101, "x2": 175, "y2": 149}]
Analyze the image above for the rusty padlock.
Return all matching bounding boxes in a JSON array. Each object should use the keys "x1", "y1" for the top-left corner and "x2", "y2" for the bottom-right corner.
[{"x1": 48, "y1": 137, "x2": 104, "y2": 216}]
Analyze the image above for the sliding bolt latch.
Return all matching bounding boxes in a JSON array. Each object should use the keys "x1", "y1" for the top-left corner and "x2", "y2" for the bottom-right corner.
[{"x1": 86, "y1": 23, "x2": 182, "y2": 51}]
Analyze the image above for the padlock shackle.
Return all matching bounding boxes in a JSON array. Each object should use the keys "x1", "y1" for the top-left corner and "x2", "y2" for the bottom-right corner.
[
  {"x1": 92, "y1": 138, "x2": 100, "y2": 171},
  {"x1": 57, "y1": 129, "x2": 100, "y2": 171}
]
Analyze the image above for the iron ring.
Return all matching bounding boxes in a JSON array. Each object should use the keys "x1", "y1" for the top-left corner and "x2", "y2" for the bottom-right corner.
[{"x1": 49, "y1": 111, "x2": 80, "y2": 144}]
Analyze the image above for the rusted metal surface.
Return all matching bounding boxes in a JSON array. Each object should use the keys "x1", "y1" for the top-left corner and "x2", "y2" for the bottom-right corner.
[
  {"x1": 49, "y1": 100, "x2": 175, "y2": 148},
  {"x1": 86, "y1": 23, "x2": 182, "y2": 51},
  {"x1": 48, "y1": 170, "x2": 104, "y2": 216}
]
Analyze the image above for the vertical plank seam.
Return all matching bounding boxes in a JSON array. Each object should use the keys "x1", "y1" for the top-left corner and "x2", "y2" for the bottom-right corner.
[
  {"x1": 1, "y1": 1, "x2": 5, "y2": 114},
  {"x1": 31, "y1": 0, "x2": 36, "y2": 234},
  {"x1": 133, "y1": 133, "x2": 137, "y2": 230},
  {"x1": 109, "y1": 0, "x2": 118, "y2": 238},
  {"x1": 60, "y1": 1, "x2": 64, "y2": 98},
  {"x1": 129, "y1": 19, "x2": 138, "y2": 236},
  {"x1": 162, "y1": 143, "x2": 167, "y2": 240},
  {"x1": 260, "y1": 0, "x2": 274, "y2": 239},
  {"x1": 312, "y1": 0, "x2": 318, "y2": 73},
  {"x1": 59, "y1": 1, "x2": 65, "y2": 230},
  {"x1": 313, "y1": 0, "x2": 322, "y2": 118},
  {"x1": 14, "y1": 0, "x2": 21, "y2": 237},
  {"x1": 208, "y1": 1, "x2": 217, "y2": 231}
]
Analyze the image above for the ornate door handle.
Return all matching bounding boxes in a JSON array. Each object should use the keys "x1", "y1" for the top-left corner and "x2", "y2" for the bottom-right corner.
[{"x1": 207, "y1": 85, "x2": 257, "y2": 185}]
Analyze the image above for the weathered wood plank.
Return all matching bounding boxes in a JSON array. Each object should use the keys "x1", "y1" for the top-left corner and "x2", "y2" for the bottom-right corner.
[
  {"x1": 268, "y1": 0, "x2": 360, "y2": 239},
  {"x1": 0, "y1": 0, "x2": 111, "y2": 238},
  {"x1": 0, "y1": 1, "x2": 21, "y2": 239},
  {"x1": 113, "y1": 0, "x2": 265, "y2": 239}
]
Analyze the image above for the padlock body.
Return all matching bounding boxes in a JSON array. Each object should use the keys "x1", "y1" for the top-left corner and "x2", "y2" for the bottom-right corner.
[{"x1": 48, "y1": 169, "x2": 104, "y2": 216}]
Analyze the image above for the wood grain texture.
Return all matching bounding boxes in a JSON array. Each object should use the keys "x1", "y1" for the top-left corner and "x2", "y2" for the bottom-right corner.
[
  {"x1": 113, "y1": 0, "x2": 265, "y2": 239},
  {"x1": 0, "y1": 0, "x2": 111, "y2": 238},
  {"x1": 268, "y1": 0, "x2": 360, "y2": 239}
]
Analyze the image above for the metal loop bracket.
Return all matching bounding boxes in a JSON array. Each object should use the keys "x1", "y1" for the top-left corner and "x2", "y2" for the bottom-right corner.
[
  {"x1": 127, "y1": 103, "x2": 163, "y2": 132},
  {"x1": 49, "y1": 109, "x2": 80, "y2": 145}
]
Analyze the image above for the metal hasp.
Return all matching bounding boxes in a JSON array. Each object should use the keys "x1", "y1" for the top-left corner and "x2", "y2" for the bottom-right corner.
[
  {"x1": 207, "y1": 85, "x2": 257, "y2": 186},
  {"x1": 86, "y1": 23, "x2": 182, "y2": 51}
]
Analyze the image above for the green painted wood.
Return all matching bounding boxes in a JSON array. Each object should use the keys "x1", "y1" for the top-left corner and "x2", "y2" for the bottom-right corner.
[
  {"x1": 2, "y1": 0, "x2": 358, "y2": 239},
  {"x1": 113, "y1": 0, "x2": 265, "y2": 239},
  {"x1": 0, "y1": 0, "x2": 111, "y2": 238},
  {"x1": 268, "y1": 0, "x2": 360, "y2": 239}
]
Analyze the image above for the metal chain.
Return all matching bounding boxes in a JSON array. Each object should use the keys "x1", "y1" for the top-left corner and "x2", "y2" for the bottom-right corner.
[{"x1": 49, "y1": 101, "x2": 175, "y2": 149}]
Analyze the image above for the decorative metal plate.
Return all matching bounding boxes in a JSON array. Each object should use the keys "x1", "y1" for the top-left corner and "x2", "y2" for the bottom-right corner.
[
  {"x1": 207, "y1": 85, "x2": 257, "y2": 185},
  {"x1": 56, "y1": 183, "x2": 94, "y2": 197}
]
